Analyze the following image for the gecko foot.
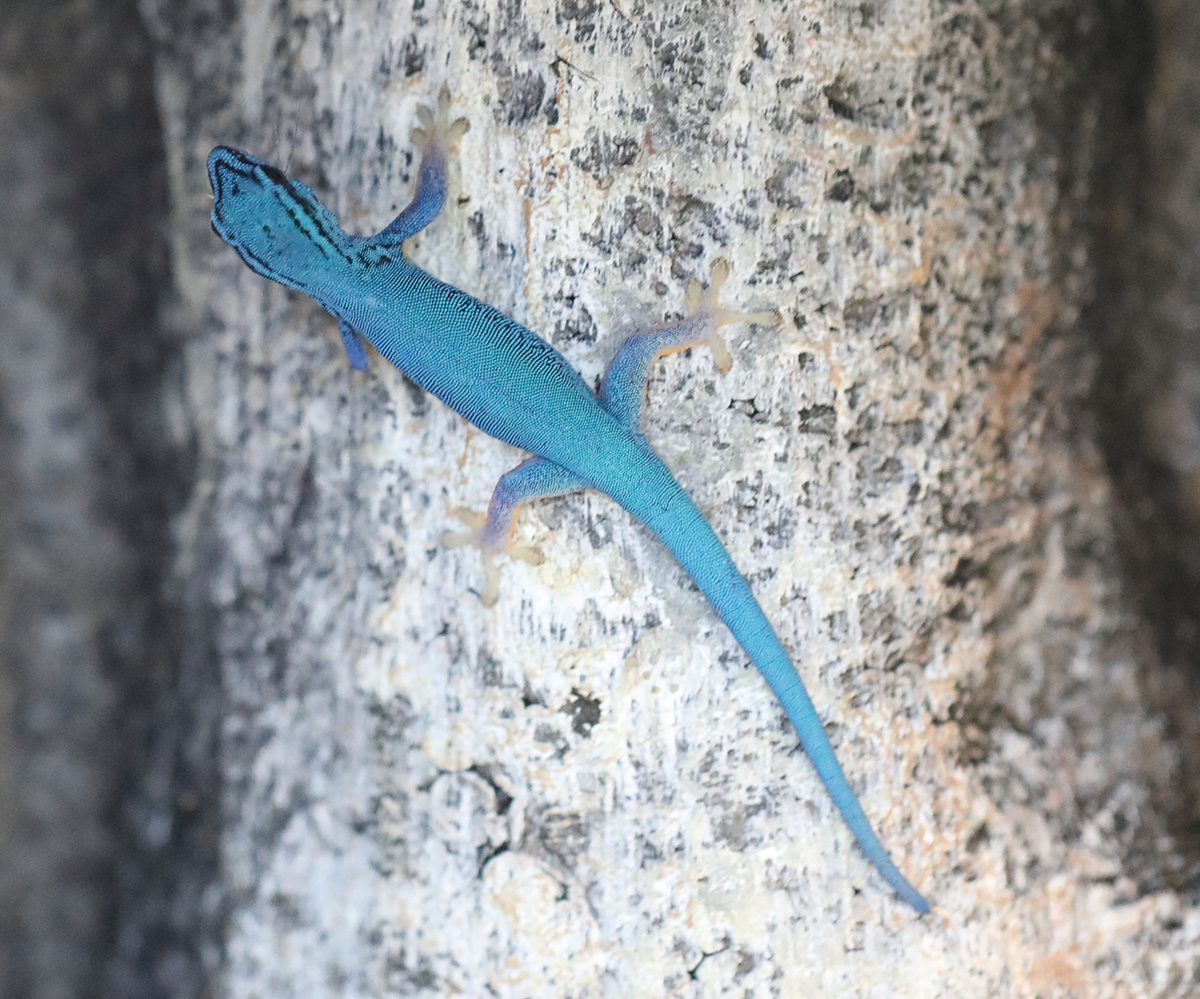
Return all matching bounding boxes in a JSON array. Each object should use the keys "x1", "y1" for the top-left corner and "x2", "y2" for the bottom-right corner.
[
  {"x1": 439, "y1": 507, "x2": 544, "y2": 607},
  {"x1": 411, "y1": 85, "x2": 470, "y2": 158},
  {"x1": 685, "y1": 259, "x2": 782, "y2": 373}
]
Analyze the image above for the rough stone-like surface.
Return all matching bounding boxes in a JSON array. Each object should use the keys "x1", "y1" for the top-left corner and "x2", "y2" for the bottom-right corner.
[{"x1": 143, "y1": 0, "x2": 1200, "y2": 994}]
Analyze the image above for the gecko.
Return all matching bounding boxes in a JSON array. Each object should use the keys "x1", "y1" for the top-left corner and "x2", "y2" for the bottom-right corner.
[{"x1": 206, "y1": 87, "x2": 930, "y2": 914}]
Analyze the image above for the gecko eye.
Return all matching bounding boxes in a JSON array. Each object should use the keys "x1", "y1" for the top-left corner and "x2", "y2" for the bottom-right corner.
[{"x1": 230, "y1": 182, "x2": 240, "y2": 196}]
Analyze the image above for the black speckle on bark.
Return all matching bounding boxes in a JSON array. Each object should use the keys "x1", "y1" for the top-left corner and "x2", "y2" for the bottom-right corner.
[
  {"x1": 499, "y1": 69, "x2": 546, "y2": 125},
  {"x1": 797, "y1": 404, "x2": 836, "y2": 436},
  {"x1": 823, "y1": 76, "x2": 858, "y2": 119},
  {"x1": 827, "y1": 171, "x2": 855, "y2": 202},
  {"x1": 765, "y1": 161, "x2": 807, "y2": 211},
  {"x1": 561, "y1": 686, "x2": 601, "y2": 737},
  {"x1": 569, "y1": 130, "x2": 639, "y2": 179}
]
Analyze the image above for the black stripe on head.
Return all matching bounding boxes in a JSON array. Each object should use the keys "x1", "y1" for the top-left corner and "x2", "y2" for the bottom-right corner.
[
  {"x1": 254, "y1": 162, "x2": 353, "y2": 265},
  {"x1": 208, "y1": 146, "x2": 261, "y2": 199},
  {"x1": 208, "y1": 145, "x2": 352, "y2": 273},
  {"x1": 254, "y1": 160, "x2": 322, "y2": 222},
  {"x1": 273, "y1": 192, "x2": 330, "y2": 260},
  {"x1": 259, "y1": 162, "x2": 290, "y2": 188},
  {"x1": 280, "y1": 187, "x2": 353, "y2": 265}
]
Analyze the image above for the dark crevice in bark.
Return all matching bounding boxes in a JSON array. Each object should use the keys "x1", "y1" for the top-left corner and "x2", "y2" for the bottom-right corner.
[
  {"x1": 1085, "y1": 0, "x2": 1200, "y2": 893},
  {"x1": 0, "y1": 1, "x2": 221, "y2": 997},
  {"x1": 946, "y1": 0, "x2": 1198, "y2": 900}
]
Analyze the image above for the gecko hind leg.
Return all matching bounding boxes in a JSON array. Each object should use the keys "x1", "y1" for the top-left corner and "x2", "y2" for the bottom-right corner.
[
  {"x1": 599, "y1": 259, "x2": 781, "y2": 430},
  {"x1": 370, "y1": 86, "x2": 470, "y2": 247},
  {"x1": 440, "y1": 456, "x2": 586, "y2": 606}
]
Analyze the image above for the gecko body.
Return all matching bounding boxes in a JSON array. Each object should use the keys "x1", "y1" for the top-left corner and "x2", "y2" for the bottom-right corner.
[{"x1": 207, "y1": 89, "x2": 929, "y2": 914}]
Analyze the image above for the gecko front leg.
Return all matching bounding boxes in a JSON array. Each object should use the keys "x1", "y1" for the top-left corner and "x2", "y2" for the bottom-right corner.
[
  {"x1": 322, "y1": 88, "x2": 472, "y2": 372},
  {"x1": 370, "y1": 85, "x2": 470, "y2": 248}
]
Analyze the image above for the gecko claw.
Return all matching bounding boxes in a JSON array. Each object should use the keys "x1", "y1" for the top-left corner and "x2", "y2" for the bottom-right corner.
[
  {"x1": 410, "y1": 84, "x2": 470, "y2": 156},
  {"x1": 440, "y1": 507, "x2": 543, "y2": 607},
  {"x1": 684, "y1": 259, "x2": 781, "y2": 375}
]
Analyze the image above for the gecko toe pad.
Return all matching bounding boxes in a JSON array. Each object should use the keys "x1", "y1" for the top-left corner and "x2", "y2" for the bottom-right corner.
[
  {"x1": 411, "y1": 85, "x2": 470, "y2": 157},
  {"x1": 680, "y1": 259, "x2": 781, "y2": 373},
  {"x1": 440, "y1": 507, "x2": 544, "y2": 606}
]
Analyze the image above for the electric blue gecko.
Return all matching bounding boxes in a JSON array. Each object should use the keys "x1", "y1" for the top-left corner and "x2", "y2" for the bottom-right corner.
[{"x1": 206, "y1": 88, "x2": 930, "y2": 914}]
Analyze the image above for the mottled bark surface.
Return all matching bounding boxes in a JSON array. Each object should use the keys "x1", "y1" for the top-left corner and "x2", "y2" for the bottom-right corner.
[{"x1": 136, "y1": 0, "x2": 1200, "y2": 995}]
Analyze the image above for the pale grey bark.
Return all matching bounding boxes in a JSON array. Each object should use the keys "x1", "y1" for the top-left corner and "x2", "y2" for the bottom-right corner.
[{"x1": 132, "y1": 0, "x2": 1200, "y2": 995}]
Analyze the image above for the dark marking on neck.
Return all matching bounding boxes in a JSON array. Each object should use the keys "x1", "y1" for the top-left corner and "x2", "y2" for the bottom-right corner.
[
  {"x1": 258, "y1": 163, "x2": 353, "y2": 266},
  {"x1": 354, "y1": 246, "x2": 397, "y2": 268},
  {"x1": 274, "y1": 192, "x2": 330, "y2": 260}
]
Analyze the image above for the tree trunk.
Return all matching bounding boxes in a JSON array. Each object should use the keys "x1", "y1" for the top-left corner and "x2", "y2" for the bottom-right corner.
[
  {"x1": 0, "y1": 3, "x2": 212, "y2": 998},
  {"x1": 138, "y1": 0, "x2": 1200, "y2": 993}
]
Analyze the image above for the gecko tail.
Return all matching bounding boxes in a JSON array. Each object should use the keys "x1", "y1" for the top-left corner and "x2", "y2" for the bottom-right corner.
[{"x1": 620, "y1": 466, "x2": 931, "y2": 914}]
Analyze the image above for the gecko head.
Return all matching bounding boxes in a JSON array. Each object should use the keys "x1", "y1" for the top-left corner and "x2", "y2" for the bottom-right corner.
[{"x1": 208, "y1": 146, "x2": 351, "y2": 293}]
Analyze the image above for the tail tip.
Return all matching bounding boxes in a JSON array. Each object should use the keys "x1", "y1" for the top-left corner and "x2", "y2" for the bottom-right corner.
[{"x1": 898, "y1": 883, "x2": 931, "y2": 915}]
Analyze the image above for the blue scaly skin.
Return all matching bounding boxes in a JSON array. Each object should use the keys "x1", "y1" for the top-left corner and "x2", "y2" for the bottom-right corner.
[{"x1": 207, "y1": 87, "x2": 930, "y2": 914}]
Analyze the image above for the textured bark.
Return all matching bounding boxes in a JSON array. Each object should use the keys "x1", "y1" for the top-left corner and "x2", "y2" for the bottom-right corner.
[{"x1": 141, "y1": 0, "x2": 1200, "y2": 995}]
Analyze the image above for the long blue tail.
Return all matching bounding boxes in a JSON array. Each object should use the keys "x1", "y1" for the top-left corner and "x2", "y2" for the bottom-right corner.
[{"x1": 612, "y1": 458, "x2": 930, "y2": 914}]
